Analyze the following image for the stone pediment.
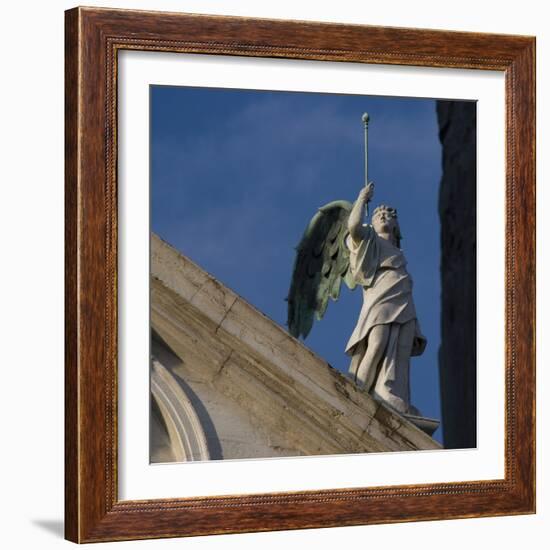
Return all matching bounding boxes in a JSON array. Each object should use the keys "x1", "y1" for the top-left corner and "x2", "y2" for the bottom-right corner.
[{"x1": 150, "y1": 233, "x2": 440, "y2": 462}]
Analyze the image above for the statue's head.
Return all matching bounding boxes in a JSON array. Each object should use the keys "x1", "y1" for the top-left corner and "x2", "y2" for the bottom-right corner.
[{"x1": 372, "y1": 205, "x2": 402, "y2": 248}]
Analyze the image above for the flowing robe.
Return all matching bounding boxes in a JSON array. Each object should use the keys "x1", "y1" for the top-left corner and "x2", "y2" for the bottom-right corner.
[{"x1": 345, "y1": 225, "x2": 426, "y2": 414}]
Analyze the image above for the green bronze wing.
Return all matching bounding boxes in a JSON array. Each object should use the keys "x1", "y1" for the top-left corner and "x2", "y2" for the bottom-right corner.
[{"x1": 287, "y1": 200, "x2": 357, "y2": 340}]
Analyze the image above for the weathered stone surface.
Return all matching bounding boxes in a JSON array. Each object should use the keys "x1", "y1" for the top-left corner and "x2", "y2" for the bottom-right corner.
[
  {"x1": 437, "y1": 100, "x2": 477, "y2": 449},
  {"x1": 151, "y1": 233, "x2": 441, "y2": 461}
]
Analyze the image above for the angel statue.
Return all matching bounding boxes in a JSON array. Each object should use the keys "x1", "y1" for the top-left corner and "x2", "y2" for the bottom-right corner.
[{"x1": 287, "y1": 113, "x2": 426, "y2": 418}]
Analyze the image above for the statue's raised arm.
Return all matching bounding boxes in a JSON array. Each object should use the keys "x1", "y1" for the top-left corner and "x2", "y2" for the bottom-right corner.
[{"x1": 347, "y1": 183, "x2": 374, "y2": 245}]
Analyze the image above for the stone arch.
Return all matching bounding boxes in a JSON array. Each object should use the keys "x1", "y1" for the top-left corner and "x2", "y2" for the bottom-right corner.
[{"x1": 151, "y1": 360, "x2": 210, "y2": 462}]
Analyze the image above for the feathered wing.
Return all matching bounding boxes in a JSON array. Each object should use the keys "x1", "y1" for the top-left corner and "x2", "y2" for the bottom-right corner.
[{"x1": 287, "y1": 200, "x2": 357, "y2": 340}]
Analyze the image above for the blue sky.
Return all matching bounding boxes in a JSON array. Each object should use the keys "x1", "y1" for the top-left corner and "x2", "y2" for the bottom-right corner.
[{"x1": 151, "y1": 85, "x2": 445, "y2": 443}]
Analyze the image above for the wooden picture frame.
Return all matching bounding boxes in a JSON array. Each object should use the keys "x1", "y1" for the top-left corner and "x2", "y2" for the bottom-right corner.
[{"x1": 65, "y1": 6, "x2": 535, "y2": 543}]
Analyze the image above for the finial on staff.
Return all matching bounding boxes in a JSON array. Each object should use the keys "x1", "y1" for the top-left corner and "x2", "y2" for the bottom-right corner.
[{"x1": 362, "y1": 112, "x2": 370, "y2": 126}]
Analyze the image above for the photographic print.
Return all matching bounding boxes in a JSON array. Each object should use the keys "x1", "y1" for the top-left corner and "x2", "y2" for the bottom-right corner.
[{"x1": 149, "y1": 86, "x2": 476, "y2": 463}]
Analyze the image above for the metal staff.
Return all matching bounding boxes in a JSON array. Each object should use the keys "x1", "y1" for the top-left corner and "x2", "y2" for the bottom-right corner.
[{"x1": 362, "y1": 112, "x2": 370, "y2": 187}]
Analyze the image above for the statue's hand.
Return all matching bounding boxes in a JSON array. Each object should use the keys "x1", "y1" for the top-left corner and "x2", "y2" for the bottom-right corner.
[{"x1": 359, "y1": 182, "x2": 375, "y2": 203}]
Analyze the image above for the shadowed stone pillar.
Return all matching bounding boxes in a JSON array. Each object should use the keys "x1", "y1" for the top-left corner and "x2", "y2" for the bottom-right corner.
[{"x1": 437, "y1": 100, "x2": 477, "y2": 450}]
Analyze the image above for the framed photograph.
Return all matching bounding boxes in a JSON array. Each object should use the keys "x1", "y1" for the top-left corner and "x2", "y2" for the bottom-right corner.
[{"x1": 65, "y1": 6, "x2": 535, "y2": 543}]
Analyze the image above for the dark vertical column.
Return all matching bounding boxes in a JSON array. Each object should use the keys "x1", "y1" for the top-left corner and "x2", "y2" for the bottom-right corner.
[{"x1": 437, "y1": 100, "x2": 477, "y2": 449}]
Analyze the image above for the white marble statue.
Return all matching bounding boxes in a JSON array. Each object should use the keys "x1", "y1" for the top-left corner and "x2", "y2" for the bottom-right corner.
[
  {"x1": 287, "y1": 113, "x2": 428, "y2": 419},
  {"x1": 344, "y1": 182, "x2": 426, "y2": 415}
]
